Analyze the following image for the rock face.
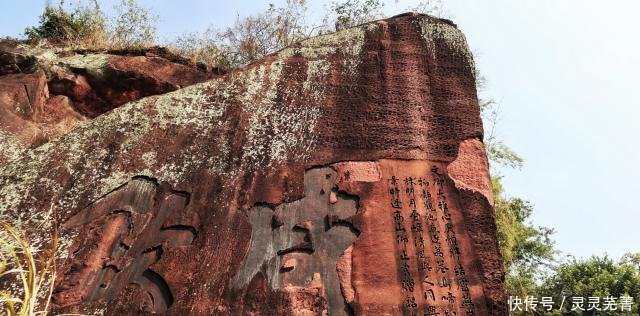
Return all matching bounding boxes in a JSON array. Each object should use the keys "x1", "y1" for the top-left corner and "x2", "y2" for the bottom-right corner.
[
  {"x1": 0, "y1": 70, "x2": 85, "y2": 163},
  {"x1": 0, "y1": 41, "x2": 214, "y2": 164},
  {"x1": 0, "y1": 14, "x2": 505, "y2": 315}
]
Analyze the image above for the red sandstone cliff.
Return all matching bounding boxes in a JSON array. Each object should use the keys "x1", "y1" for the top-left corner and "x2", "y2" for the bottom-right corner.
[{"x1": 0, "y1": 13, "x2": 505, "y2": 315}]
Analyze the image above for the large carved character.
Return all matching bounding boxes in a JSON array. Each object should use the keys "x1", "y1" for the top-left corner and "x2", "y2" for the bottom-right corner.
[
  {"x1": 53, "y1": 177, "x2": 197, "y2": 313},
  {"x1": 233, "y1": 167, "x2": 361, "y2": 315}
]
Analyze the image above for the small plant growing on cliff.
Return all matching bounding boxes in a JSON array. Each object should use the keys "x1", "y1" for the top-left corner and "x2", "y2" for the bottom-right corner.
[
  {"x1": 0, "y1": 222, "x2": 57, "y2": 316},
  {"x1": 326, "y1": 0, "x2": 443, "y2": 31},
  {"x1": 170, "y1": 27, "x2": 233, "y2": 71},
  {"x1": 327, "y1": 0, "x2": 384, "y2": 31},
  {"x1": 110, "y1": 0, "x2": 158, "y2": 49}
]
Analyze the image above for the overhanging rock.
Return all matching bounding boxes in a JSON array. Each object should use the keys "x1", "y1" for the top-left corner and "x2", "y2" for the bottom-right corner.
[{"x1": 0, "y1": 13, "x2": 505, "y2": 315}]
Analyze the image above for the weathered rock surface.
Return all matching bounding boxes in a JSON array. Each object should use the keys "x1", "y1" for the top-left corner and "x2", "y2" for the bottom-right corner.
[
  {"x1": 0, "y1": 41, "x2": 214, "y2": 163},
  {"x1": 0, "y1": 14, "x2": 505, "y2": 315}
]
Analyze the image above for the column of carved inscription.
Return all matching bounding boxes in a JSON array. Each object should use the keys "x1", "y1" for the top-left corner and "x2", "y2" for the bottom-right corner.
[
  {"x1": 421, "y1": 171, "x2": 455, "y2": 316},
  {"x1": 415, "y1": 177, "x2": 439, "y2": 316},
  {"x1": 405, "y1": 177, "x2": 435, "y2": 316},
  {"x1": 432, "y1": 166, "x2": 475, "y2": 316},
  {"x1": 389, "y1": 176, "x2": 419, "y2": 316}
]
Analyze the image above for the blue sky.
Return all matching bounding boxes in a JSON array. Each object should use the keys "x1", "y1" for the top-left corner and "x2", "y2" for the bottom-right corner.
[{"x1": 2, "y1": 0, "x2": 638, "y2": 260}]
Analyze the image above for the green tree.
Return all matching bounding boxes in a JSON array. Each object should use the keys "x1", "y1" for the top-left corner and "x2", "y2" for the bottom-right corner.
[
  {"x1": 493, "y1": 176, "x2": 555, "y2": 298},
  {"x1": 537, "y1": 255, "x2": 640, "y2": 315}
]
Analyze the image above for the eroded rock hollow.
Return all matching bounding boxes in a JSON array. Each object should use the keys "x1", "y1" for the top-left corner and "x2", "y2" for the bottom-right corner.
[{"x1": 0, "y1": 13, "x2": 505, "y2": 315}]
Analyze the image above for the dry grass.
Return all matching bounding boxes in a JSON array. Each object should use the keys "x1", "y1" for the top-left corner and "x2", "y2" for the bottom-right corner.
[{"x1": 0, "y1": 222, "x2": 57, "y2": 316}]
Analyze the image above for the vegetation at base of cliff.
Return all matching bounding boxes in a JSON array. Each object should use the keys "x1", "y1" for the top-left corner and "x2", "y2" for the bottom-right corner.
[
  {"x1": 537, "y1": 255, "x2": 640, "y2": 315},
  {"x1": 0, "y1": 222, "x2": 57, "y2": 316},
  {"x1": 493, "y1": 176, "x2": 555, "y2": 296},
  {"x1": 25, "y1": 0, "x2": 156, "y2": 49}
]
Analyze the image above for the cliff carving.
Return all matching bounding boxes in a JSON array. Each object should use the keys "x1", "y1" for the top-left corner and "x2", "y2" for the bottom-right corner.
[{"x1": 0, "y1": 13, "x2": 506, "y2": 315}]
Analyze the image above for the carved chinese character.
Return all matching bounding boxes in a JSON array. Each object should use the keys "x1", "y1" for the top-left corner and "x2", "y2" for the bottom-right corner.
[
  {"x1": 56, "y1": 177, "x2": 197, "y2": 313},
  {"x1": 402, "y1": 280, "x2": 416, "y2": 293},
  {"x1": 392, "y1": 198, "x2": 403, "y2": 208},
  {"x1": 439, "y1": 277, "x2": 452, "y2": 290},
  {"x1": 424, "y1": 305, "x2": 440, "y2": 316},
  {"x1": 406, "y1": 296, "x2": 418, "y2": 308},
  {"x1": 442, "y1": 292, "x2": 456, "y2": 305},
  {"x1": 232, "y1": 168, "x2": 359, "y2": 315}
]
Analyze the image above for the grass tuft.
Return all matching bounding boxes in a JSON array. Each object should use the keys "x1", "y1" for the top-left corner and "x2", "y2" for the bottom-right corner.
[{"x1": 0, "y1": 222, "x2": 57, "y2": 316}]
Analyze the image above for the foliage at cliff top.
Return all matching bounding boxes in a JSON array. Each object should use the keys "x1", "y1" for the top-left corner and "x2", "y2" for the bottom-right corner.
[{"x1": 24, "y1": 0, "x2": 157, "y2": 49}]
